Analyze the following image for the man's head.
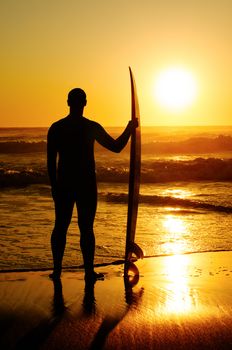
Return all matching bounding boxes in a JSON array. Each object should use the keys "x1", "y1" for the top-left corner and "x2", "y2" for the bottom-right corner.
[{"x1": 67, "y1": 88, "x2": 87, "y2": 109}]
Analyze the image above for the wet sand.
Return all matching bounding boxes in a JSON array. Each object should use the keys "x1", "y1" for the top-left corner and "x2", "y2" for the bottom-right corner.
[{"x1": 0, "y1": 251, "x2": 232, "y2": 349}]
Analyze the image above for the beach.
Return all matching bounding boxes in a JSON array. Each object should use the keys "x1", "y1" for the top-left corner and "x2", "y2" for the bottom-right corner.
[
  {"x1": 1, "y1": 126, "x2": 232, "y2": 349},
  {"x1": 1, "y1": 251, "x2": 232, "y2": 349},
  {"x1": 1, "y1": 0, "x2": 232, "y2": 347}
]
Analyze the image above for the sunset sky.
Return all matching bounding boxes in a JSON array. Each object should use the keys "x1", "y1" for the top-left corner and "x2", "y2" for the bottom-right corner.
[{"x1": 1, "y1": 0, "x2": 231, "y2": 127}]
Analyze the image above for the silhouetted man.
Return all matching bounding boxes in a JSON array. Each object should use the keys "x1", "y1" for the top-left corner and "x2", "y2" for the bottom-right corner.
[{"x1": 47, "y1": 88, "x2": 137, "y2": 280}]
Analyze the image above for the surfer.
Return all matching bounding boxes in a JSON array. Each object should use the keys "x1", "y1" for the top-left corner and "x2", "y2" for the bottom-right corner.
[{"x1": 47, "y1": 88, "x2": 138, "y2": 281}]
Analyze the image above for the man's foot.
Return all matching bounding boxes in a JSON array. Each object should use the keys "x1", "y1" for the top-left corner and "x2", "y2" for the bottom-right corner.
[
  {"x1": 49, "y1": 271, "x2": 61, "y2": 280},
  {"x1": 84, "y1": 271, "x2": 104, "y2": 282}
]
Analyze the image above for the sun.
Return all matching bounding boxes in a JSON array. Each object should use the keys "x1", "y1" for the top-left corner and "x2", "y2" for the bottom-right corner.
[{"x1": 154, "y1": 67, "x2": 198, "y2": 112}]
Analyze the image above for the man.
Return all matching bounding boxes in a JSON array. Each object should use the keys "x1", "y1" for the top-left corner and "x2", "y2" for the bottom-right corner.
[{"x1": 47, "y1": 88, "x2": 137, "y2": 280}]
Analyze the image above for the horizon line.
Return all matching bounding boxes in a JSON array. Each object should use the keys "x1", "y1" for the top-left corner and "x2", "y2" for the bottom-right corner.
[{"x1": 1, "y1": 124, "x2": 232, "y2": 129}]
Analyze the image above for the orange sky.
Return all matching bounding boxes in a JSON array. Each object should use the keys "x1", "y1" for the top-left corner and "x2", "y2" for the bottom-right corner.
[{"x1": 1, "y1": 0, "x2": 231, "y2": 127}]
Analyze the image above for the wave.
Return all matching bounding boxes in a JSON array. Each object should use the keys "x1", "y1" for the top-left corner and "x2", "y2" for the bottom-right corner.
[
  {"x1": 142, "y1": 135, "x2": 232, "y2": 154},
  {"x1": 0, "y1": 249, "x2": 231, "y2": 273},
  {"x1": 102, "y1": 192, "x2": 232, "y2": 213},
  {"x1": 0, "y1": 141, "x2": 46, "y2": 153},
  {"x1": 0, "y1": 169, "x2": 49, "y2": 187},
  {"x1": 1, "y1": 157, "x2": 232, "y2": 187},
  {"x1": 1, "y1": 135, "x2": 232, "y2": 154},
  {"x1": 97, "y1": 158, "x2": 232, "y2": 182}
]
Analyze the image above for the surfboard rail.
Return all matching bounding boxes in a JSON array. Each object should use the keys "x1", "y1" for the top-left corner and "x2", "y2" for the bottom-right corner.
[{"x1": 125, "y1": 67, "x2": 144, "y2": 264}]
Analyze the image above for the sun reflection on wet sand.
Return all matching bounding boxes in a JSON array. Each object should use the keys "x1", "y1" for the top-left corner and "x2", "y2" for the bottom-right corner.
[
  {"x1": 158, "y1": 214, "x2": 198, "y2": 315},
  {"x1": 162, "y1": 254, "x2": 198, "y2": 314}
]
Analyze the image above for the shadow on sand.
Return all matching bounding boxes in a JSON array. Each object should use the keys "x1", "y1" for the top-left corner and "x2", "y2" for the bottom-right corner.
[
  {"x1": 89, "y1": 261, "x2": 144, "y2": 350},
  {"x1": 15, "y1": 262, "x2": 143, "y2": 349}
]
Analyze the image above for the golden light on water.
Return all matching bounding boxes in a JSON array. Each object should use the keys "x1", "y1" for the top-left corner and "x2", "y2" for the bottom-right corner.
[
  {"x1": 161, "y1": 214, "x2": 188, "y2": 255},
  {"x1": 163, "y1": 216, "x2": 185, "y2": 235},
  {"x1": 160, "y1": 188, "x2": 192, "y2": 254},
  {"x1": 162, "y1": 188, "x2": 191, "y2": 198}
]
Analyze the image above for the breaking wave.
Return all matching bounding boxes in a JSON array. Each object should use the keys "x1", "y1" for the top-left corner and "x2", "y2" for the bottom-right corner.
[
  {"x1": 0, "y1": 141, "x2": 46, "y2": 153},
  {"x1": 1, "y1": 157, "x2": 232, "y2": 187},
  {"x1": 97, "y1": 158, "x2": 232, "y2": 182},
  {"x1": 142, "y1": 135, "x2": 232, "y2": 154},
  {"x1": 1, "y1": 135, "x2": 232, "y2": 154},
  {"x1": 101, "y1": 192, "x2": 232, "y2": 213}
]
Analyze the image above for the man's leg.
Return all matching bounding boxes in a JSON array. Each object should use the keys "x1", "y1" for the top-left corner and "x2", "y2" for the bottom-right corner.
[
  {"x1": 50, "y1": 190, "x2": 74, "y2": 279},
  {"x1": 76, "y1": 186, "x2": 97, "y2": 278}
]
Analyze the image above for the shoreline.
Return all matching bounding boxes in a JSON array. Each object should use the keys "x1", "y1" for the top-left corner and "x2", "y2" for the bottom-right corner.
[
  {"x1": 1, "y1": 249, "x2": 232, "y2": 274},
  {"x1": 1, "y1": 251, "x2": 232, "y2": 349}
]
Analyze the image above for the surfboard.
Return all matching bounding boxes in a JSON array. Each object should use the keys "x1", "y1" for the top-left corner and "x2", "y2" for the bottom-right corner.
[{"x1": 124, "y1": 67, "x2": 144, "y2": 266}]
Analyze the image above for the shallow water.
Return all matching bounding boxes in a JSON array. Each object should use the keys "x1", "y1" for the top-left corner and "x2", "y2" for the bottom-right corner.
[
  {"x1": 0, "y1": 126, "x2": 232, "y2": 271},
  {"x1": 1, "y1": 181, "x2": 232, "y2": 271}
]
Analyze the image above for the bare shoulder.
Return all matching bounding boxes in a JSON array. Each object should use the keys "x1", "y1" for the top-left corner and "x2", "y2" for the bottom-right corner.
[
  {"x1": 82, "y1": 116, "x2": 98, "y2": 126},
  {"x1": 48, "y1": 116, "x2": 69, "y2": 132}
]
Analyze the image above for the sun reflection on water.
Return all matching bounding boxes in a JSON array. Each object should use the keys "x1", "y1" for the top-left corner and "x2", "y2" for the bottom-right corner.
[
  {"x1": 162, "y1": 188, "x2": 191, "y2": 198},
  {"x1": 162, "y1": 214, "x2": 188, "y2": 255},
  {"x1": 163, "y1": 215, "x2": 185, "y2": 234}
]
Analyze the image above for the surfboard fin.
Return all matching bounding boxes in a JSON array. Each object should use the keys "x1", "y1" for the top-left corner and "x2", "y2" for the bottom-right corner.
[
  {"x1": 124, "y1": 261, "x2": 140, "y2": 287},
  {"x1": 128, "y1": 242, "x2": 144, "y2": 260}
]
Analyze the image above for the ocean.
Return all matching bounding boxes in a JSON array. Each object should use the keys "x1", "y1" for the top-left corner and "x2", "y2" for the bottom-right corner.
[{"x1": 1, "y1": 125, "x2": 232, "y2": 271}]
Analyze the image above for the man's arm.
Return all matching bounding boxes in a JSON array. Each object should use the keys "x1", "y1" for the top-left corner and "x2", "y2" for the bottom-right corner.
[
  {"x1": 95, "y1": 120, "x2": 138, "y2": 153},
  {"x1": 47, "y1": 125, "x2": 58, "y2": 196}
]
